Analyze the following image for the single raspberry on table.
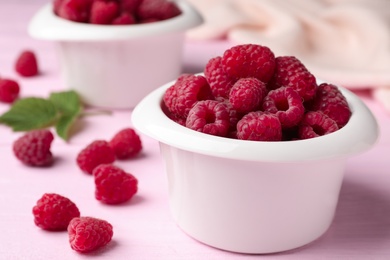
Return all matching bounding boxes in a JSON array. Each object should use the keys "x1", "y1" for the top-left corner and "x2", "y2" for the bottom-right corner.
[
  {"x1": 93, "y1": 164, "x2": 138, "y2": 204},
  {"x1": 32, "y1": 193, "x2": 80, "y2": 231},
  {"x1": 163, "y1": 74, "x2": 213, "y2": 118},
  {"x1": 228, "y1": 77, "x2": 267, "y2": 113},
  {"x1": 13, "y1": 129, "x2": 54, "y2": 167},
  {"x1": 0, "y1": 79, "x2": 20, "y2": 103},
  {"x1": 204, "y1": 56, "x2": 235, "y2": 99},
  {"x1": 15, "y1": 50, "x2": 39, "y2": 77},
  {"x1": 76, "y1": 140, "x2": 115, "y2": 174},
  {"x1": 221, "y1": 44, "x2": 276, "y2": 83},
  {"x1": 90, "y1": 0, "x2": 120, "y2": 24},
  {"x1": 236, "y1": 111, "x2": 282, "y2": 141},
  {"x1": 68, "y1": 217, "x2": 113, "y2": 253},
  {"x1": 298, "y1": 111, "x2": 339, "y2": 139},
  {"x1": 137, "y1": 0, "x2": 182, "y2": 21},
  {"x1": 306, "y1": 83, "x2": 351, "y2": 128},
  {"x1": 109, "y1": 128, "x2": 142, "y2": 159},
  {"x1": 268, "y1": 56, "x2": 317, "y2": 101},
  {"x1": 262, "y1": 87, "x2": 305, "y2": 128},
  {"x1": 185, "y1": 100, "x2": 231, "y2": 137},
  {"x1": 57, "y1": 0, "x2": 93, "y2": 23}
]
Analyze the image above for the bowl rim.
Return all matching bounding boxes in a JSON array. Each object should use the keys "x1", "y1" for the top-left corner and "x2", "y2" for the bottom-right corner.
[
  {"x1": 131, "y1": 77, "x2": 379, "y2": 162},
  {"x1": 28, "y1": 0, "x2": 203, "y2": 41}
]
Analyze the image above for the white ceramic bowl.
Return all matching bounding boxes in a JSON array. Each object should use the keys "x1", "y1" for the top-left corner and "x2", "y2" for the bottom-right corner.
[
  {"x1": 131, "y1": 79, "x2": 379, "y2": 254},
  {"x1": 28, "y1": 1, "x2": 203, "y2": 109}
]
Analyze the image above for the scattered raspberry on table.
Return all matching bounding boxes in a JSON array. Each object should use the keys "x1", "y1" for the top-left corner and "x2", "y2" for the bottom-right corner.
[
  {"x1": 76, "y1": 140, "x2": 116, "y2": 174},
  {"x1": 0, "y1": 78, "x2": 20, "y2": 103},
  {"x1": 109, "y1": 128, "x2": 142, "y2": 159},
  {"x1": 13, "y1": 129, "x2": 54, "y2": 166},
  {"x1": 15, "y1": 50, "x2": 39, "y2": 77},
  {"x1": 93, "y1": 164, "x2": 138, "y2": 204},
  {"x1": 32, "y1": 193, "x2": 80, "y2": 231},
  {"x1": 68, "y1": 216, "x2": 113, "y2": 253}
]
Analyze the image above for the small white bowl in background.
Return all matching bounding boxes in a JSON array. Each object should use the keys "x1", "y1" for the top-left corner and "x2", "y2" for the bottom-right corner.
[
  {"x1": 131, "y1": 79, "x2": 379, "y2": 254},
  {"x1": 28, "y1": 1, "x2": 203, "y2": 109}
]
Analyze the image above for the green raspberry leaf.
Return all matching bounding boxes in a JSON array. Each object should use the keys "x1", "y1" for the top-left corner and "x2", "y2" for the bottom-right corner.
[
  {"x1": 0, "y1": 97, "x2": 58, "y2": 131},
  {"x1": 49, "y1": 90, "x2": 83, "y2": 141}
]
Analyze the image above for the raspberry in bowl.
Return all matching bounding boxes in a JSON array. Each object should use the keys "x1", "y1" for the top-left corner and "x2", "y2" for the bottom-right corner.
[
  {"x1": 131, "y1": 44, "x2": 379, "y2": 254},
  {"x1": 27, "y1": 0, "x2": 203, "y2": 109}
]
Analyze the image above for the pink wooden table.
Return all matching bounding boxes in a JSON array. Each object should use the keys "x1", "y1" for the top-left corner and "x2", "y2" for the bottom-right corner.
[{"x1": 1, "y1": 1, "x2": 389, "y2": 259}]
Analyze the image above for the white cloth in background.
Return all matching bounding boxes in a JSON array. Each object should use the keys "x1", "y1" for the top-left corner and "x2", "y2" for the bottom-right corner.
[{"x1": 186, "y1": 0, "x2": 390, "y2": 111}]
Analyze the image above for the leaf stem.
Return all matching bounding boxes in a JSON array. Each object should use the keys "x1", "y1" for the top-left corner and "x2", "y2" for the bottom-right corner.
[{"x1": 80, "y1": 109, "x2": 113, "y2": 117}]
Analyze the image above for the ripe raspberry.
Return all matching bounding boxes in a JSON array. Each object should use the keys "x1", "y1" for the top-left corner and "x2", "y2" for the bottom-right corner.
[
  {"x1": 204, "y1": 56, "x2": 235, "y2": 99},
  {"x1": 185, "y1": 100, "x2": 230, "y2": 137},
  {"x1": 120, "y1": 0, "x2": 142, "y2": 14},
  {"x1": 13, "y1": 130, "x2": 54, "y2": 167},
  {"x1": 138, "y1": 0, "x2": 182, "y2": 21},
  {"x1": 93, "y1": 164, "x2": 138, "y2": 204},
  {"x1": 307, "y1": 83, "x2": 351, "y2": 128},
  {"x1": 229, "y1": 78, "x2": 267, "y2": 113},
  {"x1": 0, "y1": 79, "x2": 20, "y2": 103},
  {"x1": 163, "y1": 74, "x2": 213, "y2": 118},
  {"x1": 68, "y1": 217, "x2": 113, "y2": 253},
  {"x1": 112, "y1": 12, "x2": 136, "y2": 25},
  {"x1": 298, "y1": 111, "x2": 339, "y2": 139},
  {"x1": 237, "y1": 111, "x2": 282, "y2": 141},
  {"x1": 76, "y1": 140, "x2": 115, "y2": 174},
  {"x1": 109, "y1": 128, "x2": 142, "y2": 159},
  {"x1": 90, "y1": 0, "x2": 119, "y2": 24},
  {"x1": 268, "y1": 56, "x2": 317, "y2": 101},
  {"x1": 14, "y1": 50, "x2": 39, "y2": 77},
  {"x1": 57, "y1": 0, "x2": 93, "y2": 23},
  {"x1": 262, "y1": 87, "x2": 305, "y2": 128},
  {"x1": 32, "y1": 193, "x2": 80, "y2": 231},
  {"x1": 221, "y1": 44, "x2": 276, "y2": 83}
]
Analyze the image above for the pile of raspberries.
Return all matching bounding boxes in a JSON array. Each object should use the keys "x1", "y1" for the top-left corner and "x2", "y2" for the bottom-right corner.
[
  {"x1": 53, "y1": 0, "x2": 182, "y2": 25},
  {"x1": 163, "y1": 44, "x2": 352, "y2": 141}
]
